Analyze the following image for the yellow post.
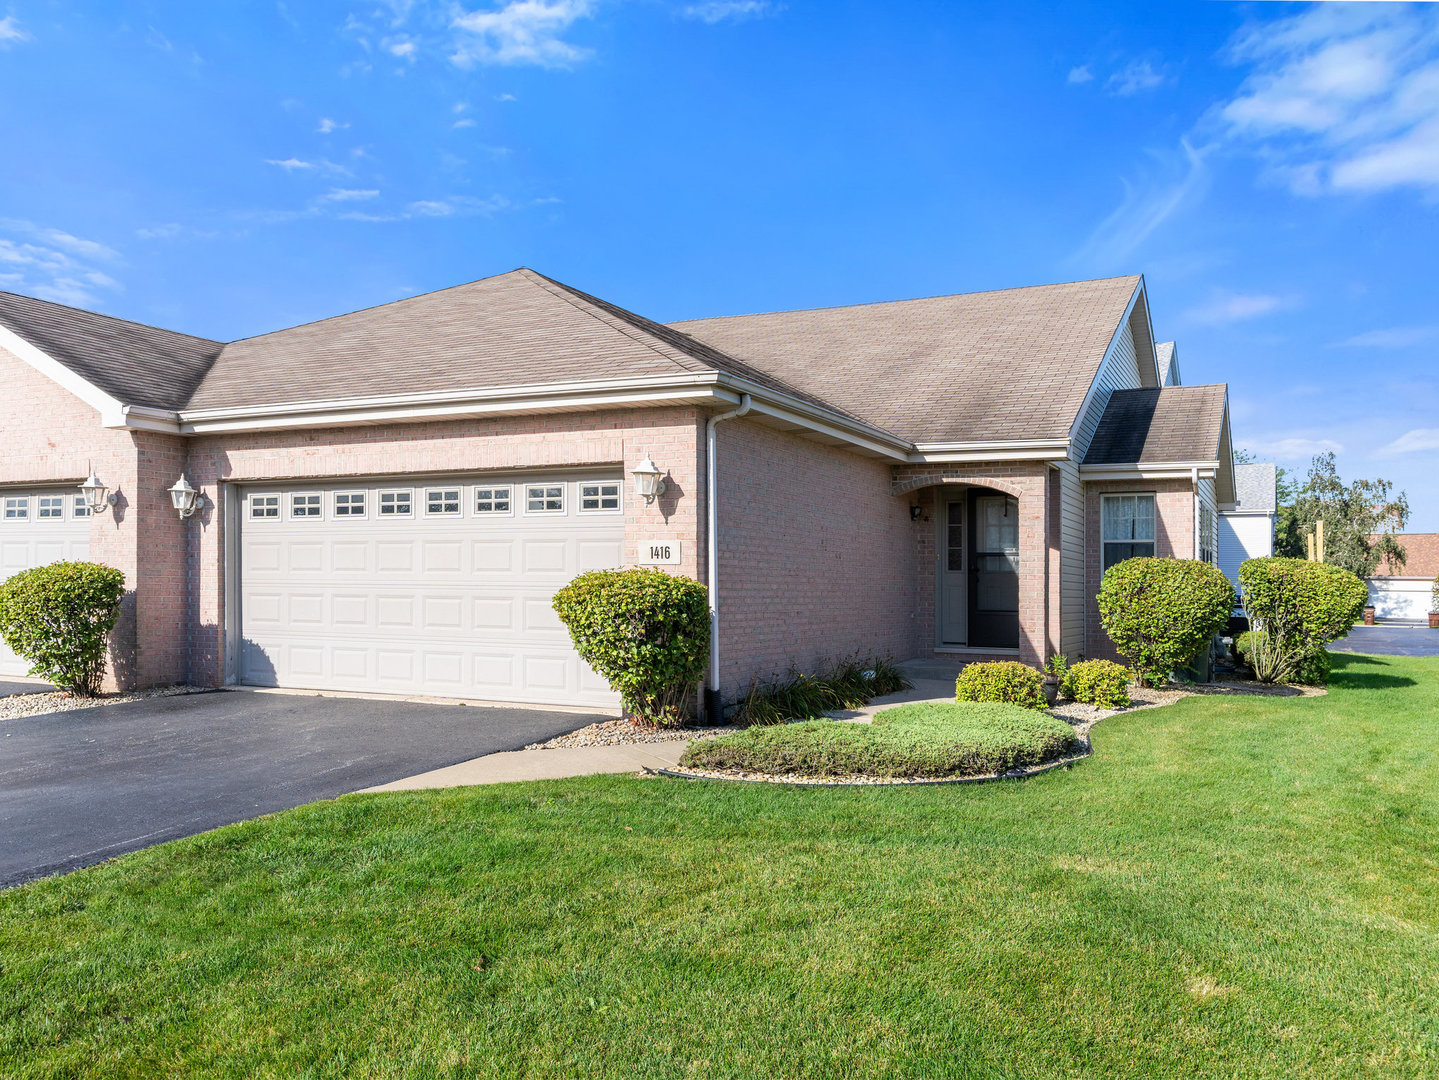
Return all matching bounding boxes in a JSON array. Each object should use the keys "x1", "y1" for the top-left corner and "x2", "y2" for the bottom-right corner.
[
  {"x1": 1305, "y1": 530, "x2": 1314, "y2": 561},
  {"x1": 1315, "y1": 518, "x2": 1325, "y2": 563}
]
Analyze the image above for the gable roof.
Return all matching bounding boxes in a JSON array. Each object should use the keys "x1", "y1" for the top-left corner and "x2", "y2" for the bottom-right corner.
[
  {"x1": 1155, "y1": 341, "x2": 1181, "y2": 386},
  {"x1": 0, "y1": 291, "x2": 222, "y2": 410},
  {"x1": 1083, "y1": 385, "x2": 1228, "y2": 465},
  {"x1": 670, "y1": 275, "x2": 1144, "y2": 445},
  {"x1": 1371, "y1": 534, "x2": 1439, "y2": 579},
  {"x1": 1229, "y1": 462, "x2": 1277, "y2": 514},
  {"x1": 185, "y1": 268, "x2": 839, "y2": 415}
]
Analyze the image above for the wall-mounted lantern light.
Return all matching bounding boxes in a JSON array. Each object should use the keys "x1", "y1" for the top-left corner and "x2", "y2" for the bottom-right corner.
[
  {"x1": 78, "y1": 471, "x2": 115, "y2": 513},
  {"x1": 910, "y1": 505, "x2": 923, "y2": 522},
  {"x1": 168, "y1": 475, "x2": 201, "y2": 519},
  {"x1": 632, "y1": 455, "x2": 666, "y2": 505}
]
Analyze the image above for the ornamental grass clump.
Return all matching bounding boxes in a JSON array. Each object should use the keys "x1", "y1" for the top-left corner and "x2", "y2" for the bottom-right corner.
[
  {"x1": 731, "y1": 657, "x2": 910, "y2": 726},
  {"x1": 1237, "y1": 557, "x2": 1367, "y2": 685},
  {"x1": 1096, "y1": 557, "x2": 1234, "y2": 687},
  {"x1": 1061, "y1": 659, "x2": 1132, "y2": 709},
  {"x1": 551, "y1": 568, "x2": 709, "y2": 726},
  {"x1": 0, "y1": 561, "x2": 126, "y2": 697},
  {"x1": 954, "y1": 660, "x2": 1047, "y2": 710}
]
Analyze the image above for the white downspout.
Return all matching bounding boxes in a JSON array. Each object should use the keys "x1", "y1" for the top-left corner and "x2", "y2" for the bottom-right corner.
[
  {"x1": 1192, "y1": 465, "x2": 1201, "y2": 561},
  {"x1": 705, "y1": 393, "x2": 752, "y2": 721}
]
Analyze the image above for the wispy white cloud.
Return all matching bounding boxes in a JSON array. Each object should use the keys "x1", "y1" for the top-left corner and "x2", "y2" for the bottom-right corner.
[
  {"x1": 682, "y1": 1, "x2": 779, "y2": 24},
  {"x1": 1377, "y1": 428, "x2": 1439, "y2": 456},
  {"x1": 1067, "y1": 65, "x2": 1092, "y2": 85},
  {"x1": 317, "y1": 117, "x2": 349, "y2": 134},
  {"x1": 0, "y1": 219, "x2": 122, "y2": 308},
  {"x1": 266, "y1": 157, "x2": 315, "y2": 171},
  {"x1": 495, "y1": 91, "x2": 518, "y2": 102},
  {"x1": 387, "y1": 36, "x2": 417, "y2": 60},
  {"x1": 1072, "y1": 138, "x2": 1208, "y2": 267},
  {"x1": 1182, "y1": 288, "x2": 1292, "y2": 326},
  {"x1": 0, "y1": 15, "x2": 30, "y2": 45},
  {"x1": 450, "y1": 0, "x2": 593, "y2": 67},
  {"x1": 1330, "y1": 326, "x2": 1438, "y2": 349},
  {"x1": 321, "y1": 187, "x2": 380, "y2": 202},
  {"x1": 1107, "y1": 59, "x2": 1167, "y2": 96},
  {"x1": 1218, "y1": 4, "x2": 1439, "y2": 195},
  {"x1": 1247, "y1": 435, "x2": 1344, "y2": 459},
  {"x1": 264, "y1": 157, "x2": 353, "y2": 176},
  {"x1": 135, "y1": 223, "x2": 184, "y2": 240}
]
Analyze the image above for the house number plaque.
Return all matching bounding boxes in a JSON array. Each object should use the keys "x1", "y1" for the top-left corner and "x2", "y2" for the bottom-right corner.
[{"x1": 639, "y1": 540, "x2": 681, "y2": 565}]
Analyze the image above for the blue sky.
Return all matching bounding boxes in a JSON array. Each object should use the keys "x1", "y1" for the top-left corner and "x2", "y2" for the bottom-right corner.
[{"x1": 1, "y1": 1, "x2": 1436, "y2": 527}]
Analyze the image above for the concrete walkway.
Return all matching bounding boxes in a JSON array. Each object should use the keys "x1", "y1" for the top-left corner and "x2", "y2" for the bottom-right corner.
[
  {"x1": 360, "y1": 740, "x2": 688, "y2": 792},
  {"x1": 825, "y1": 658, "x2": 960, "y2": 722}
]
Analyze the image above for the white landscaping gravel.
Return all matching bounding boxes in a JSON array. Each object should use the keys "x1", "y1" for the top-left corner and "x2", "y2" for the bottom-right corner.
[
  {"x1": 526, "y1": 718, "x2": 740, "y2": 750},
  {"x1": 0, "y1": 685, "x2": 207, "y2": 725}
]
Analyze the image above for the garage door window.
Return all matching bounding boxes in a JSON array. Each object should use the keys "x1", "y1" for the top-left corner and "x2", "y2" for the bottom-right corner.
[
  {"x1": 526, "y1": 484, "x2": 564, "y2": 514},
  {"x1": 580, "y1": 482, "x2": 621, "y2": 513},
  {"x1": 379, "y1": 490, "x2": 412, "y2": 517},
  {"x1": 426, "y1": 488, "x2": 462, "y2": 516},
  {"x1": 334, "y1": 491, "x2": 366, "y2": 518},
  {"x1": 72, "y1": 495, "x2": 91, "y2": 519},
  {"x1": 475, "y1": 485, "x2": 511, "y2": 515},
  {"x1": 4, "y1": 497, "x2": 28, "y2": 520},
  {"x1": 250, "y1": 495, "x2": 280, "y2": 520},
  {"x1": 37, "y1": 496, "x2": 64, "y2": 519},
  {"x1": 291, "y1": 493, "x2": 323, "y2": 518}
]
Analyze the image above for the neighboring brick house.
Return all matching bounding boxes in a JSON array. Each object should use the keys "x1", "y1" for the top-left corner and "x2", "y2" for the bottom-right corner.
[
  {"x1": 1368, "y1": 534, "x2": 1439, "y2": 622},
  {"x1": 0, "y1": 268, "x2": 1234, "y2": 713}
]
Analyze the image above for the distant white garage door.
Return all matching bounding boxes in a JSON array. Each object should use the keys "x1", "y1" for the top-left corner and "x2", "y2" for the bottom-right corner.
[
  {"x1": 0, "y1": 489, "x2": 93, "y2": 677},
  {"x1": 1368, "y1": 578, "x2": 1431, "y2": 623},
  {"x1": 238, "y1": 474, "x2": 626, "y2": 708}
]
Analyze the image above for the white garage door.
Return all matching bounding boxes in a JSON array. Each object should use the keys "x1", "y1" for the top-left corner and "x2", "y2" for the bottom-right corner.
[
  {"x1": 1368, "y1": 578, "x2": 1431, "y2": 623},
  {"x1": 238, "y1": 474, "x2": 626, "y2": 708},
  {"x1": 0, "y1": 489, "x2": 94, "y2": 677}
]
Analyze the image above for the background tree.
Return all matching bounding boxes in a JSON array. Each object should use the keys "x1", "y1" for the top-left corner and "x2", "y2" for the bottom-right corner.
[{"x1": 1272, "y1": 452, "x2": 1408, "y2": 577}]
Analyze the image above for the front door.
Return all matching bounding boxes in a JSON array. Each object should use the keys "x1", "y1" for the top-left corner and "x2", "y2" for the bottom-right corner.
[
  {"x1": 968, "y1": 493, "x2": 1020, "y2": 649},
  {"x1": 939, "y1": 496, "x2": 966, "y2": 644}
]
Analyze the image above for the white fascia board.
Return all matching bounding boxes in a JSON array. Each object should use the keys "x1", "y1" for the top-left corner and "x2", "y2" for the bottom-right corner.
[
  {"x1": 910, "y1": 438, "x2": 1070, "y2": 463},
  {"x1": 715, "y1": 375, "x2": 912, "y2": 460},
  {"x1": 1065, "y1": 280, "x2": 1145, "y2": 447},
  {"x1": 0, "y1": 322, "x2": 129, "y2": 423},
  {"x1": 1080, "y1": 461, "x2": 1219, "y2": 482}
]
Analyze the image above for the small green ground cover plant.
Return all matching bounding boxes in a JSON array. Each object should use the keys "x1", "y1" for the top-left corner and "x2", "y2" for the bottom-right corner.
[
  {"x1": 3, "y1": 653, "x2": 1437, "y2": 1078},
  {"x1": 0, "y1": 561, "x2": 125, "y2": 696},
  {"x1": 1097, "y1": 557, "x2": 1234, "y2": 686},
  {"x1": 552, "y1": 568, "x2": 708, "y2": 725},
  {"x1": 954, "y1": 660, "x2": 1047, "y2": 710},
  {"x1": 1238, "y1": 557, "x2": 1367, "y2": 685},
  {"x1": 1062, "y1": 659, "x2": 1132, "y2": 708},
  {"x1": 730, "y1": 657, "x2": 909, "y2": 725},
  {"x1": 680, "y1": 701, "x2": 1076, "y2": 778}
]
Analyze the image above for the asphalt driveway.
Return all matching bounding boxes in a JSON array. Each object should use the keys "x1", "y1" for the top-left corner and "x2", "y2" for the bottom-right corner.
[
  {"x1": 0, "y1": 677, "x2": 51, "y2": 697},
  {"x1": 0, "y1": 689, "x2": 601, "y2": 888},
  {"x1": 1332, "y1": 624, "x2": 1439, "y2": 657}
]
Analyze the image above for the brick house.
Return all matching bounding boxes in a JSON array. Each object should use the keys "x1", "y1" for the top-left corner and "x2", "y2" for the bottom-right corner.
[{"x1": 0, "y1": 268, "x2": 1234, "y2": 713}]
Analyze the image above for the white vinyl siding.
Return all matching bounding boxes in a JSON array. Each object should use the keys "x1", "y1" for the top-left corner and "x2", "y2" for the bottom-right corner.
[
  {"x1": 1054, "y1": 459, "x2": 1087, "y2": 660},
  {"x1": 237, "y1": 475, "x2": 623, "y2": 708},
  {"x1": 1071, "y1": 322, "x2": 1144, "y2": 461},
  {"x1": 0, "y1": 489, "x2": 92, "y2": 676}
]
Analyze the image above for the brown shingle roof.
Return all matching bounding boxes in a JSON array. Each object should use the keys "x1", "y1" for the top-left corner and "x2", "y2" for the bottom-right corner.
[
  {"x1": 1083, "y1": 385, "x2": 1228, "y2": 465},
  {"x1": 0, "y1": 292, "x2": 222, "y2": 410},
  {"x1": 1371, "y1": 534, "x2": 1439, "y2": 578},
  {"x1": 670, "y1": 275, "x2": 1143, "y2": 444}
]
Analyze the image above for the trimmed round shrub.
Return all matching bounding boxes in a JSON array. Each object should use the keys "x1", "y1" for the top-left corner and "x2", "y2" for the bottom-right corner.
[
  {"x1": 552, "y1": 568, "x2": 709, "y2": 726},
  {"x1": 0, "y1": 561, "x2": 126, "y2": 697},
  {"x1": 954, "y1": 660, "x2": 1047, "y2": 710},
  {"x1": 1237, "y1": 557, "x2": 1367, "y2": 684},
  {"x1": 1061, "y1": 659, "x2": 1132, "y2": 709},
  {"x1": 679, "y1": 701, "x2": 1076, "y2": 779},
  {"x1": 1097, "y1": 558, "x2": 1234, "y2": 687}
]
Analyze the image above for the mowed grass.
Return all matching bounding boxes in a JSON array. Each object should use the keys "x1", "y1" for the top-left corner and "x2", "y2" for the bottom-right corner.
[{"x1": 3, "y1": 653, "x2": 1438, "y2": 1079}]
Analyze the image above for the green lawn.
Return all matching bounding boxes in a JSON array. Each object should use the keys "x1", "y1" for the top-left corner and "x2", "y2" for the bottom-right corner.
[{"x1": 3, "y1": 653, "x2": 1437, "y2": 1079}]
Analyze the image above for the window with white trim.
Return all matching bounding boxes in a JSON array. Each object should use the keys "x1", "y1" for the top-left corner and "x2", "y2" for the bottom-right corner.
[
  {"x1": 526, "y1": 483, "x2": 564, "y2": 513},
  {"x1": 379, "y1": 490, "x2": 412, "y2": 517},
  {"x1": 579, "y1": 481, "x2": 621, "y2": 513},
  {"x1": 1102, "y1": 494, "x2": 1156, "y2": 571},
  {"x1": 37, "y1": 496, "x2": 64, "y2": 520},
  {"x1": 72, "y1": 495, "x2": 91, "y2": 519},
  {"x1": 3, "y1": 496, "x2": 28, "y2": 520},
  {"x1": 474, "y1": 485, "x2": 511, "y2": 514},
  {"x1": 1200, "y1": 505, "x2": 1217, "y2": 565},
  {"x1": 291, "y1": 493, "x2": 323, "y2": 518},
  {"x1": 249, "y1": 494, "x2": 280, "y2": 520},
  {"x1": 426, "y1": 488, "x2": 462, "y2": 516},
  {"x1": 334, "y1": 491, "x2": 366, "y2": 518}
]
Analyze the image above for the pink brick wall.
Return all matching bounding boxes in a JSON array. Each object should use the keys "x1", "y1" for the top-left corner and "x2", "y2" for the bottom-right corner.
[
  {"x1": 713, "y1": 418, "x2": 916, "y2": 700},
  {"x1": 893, "y1": 462, "x2": 1051, "y2": 666},
  {"x1": 184, "y1": 407, "x2": 705, "y2": 686},
  {"x1": 1084, "y1": 478, "x2": 1196, "y2": 660}
]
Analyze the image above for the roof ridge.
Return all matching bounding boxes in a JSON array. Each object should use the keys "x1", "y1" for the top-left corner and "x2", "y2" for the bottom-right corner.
[
  {"x1": 668, "y1": 274, "x2": 1143, "y2": 325},
  {"x1": 0, "y1": 291, "x2": 221, "y2": 347}
]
